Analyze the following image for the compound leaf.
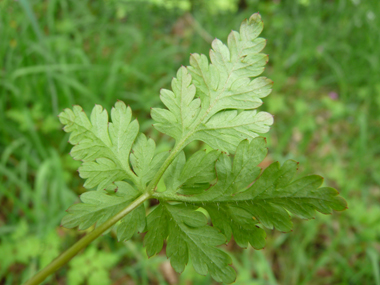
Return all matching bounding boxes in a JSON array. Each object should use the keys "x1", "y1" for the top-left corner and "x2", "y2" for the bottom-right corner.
[
  {"x1": 58, "y1": 13, "x2": 348, "y2": 285},
  {"x1": 210, "y1": 157, "x2": 346, "y2": 229},
  {"x1": 152, "y1": 13, "x2": 273, "y2": 153},
  {"x1": 59, "y1": 101, "x2": 139, "y2": 190},
  {"x1": 157, "y1": 138, "x2": 347, "y2": 248},
  {"x1": 236, "y1": 160, "x2": 348, "y2": 230}
]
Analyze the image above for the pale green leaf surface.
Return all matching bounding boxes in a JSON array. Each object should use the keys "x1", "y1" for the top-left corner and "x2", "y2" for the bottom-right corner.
[
  {"x1": 179, "y1": 149, "x2": 220, "y2": 186},
  {"x1": 195, "y1": 110, "x2": 273, "y2": 153},
  {"x1": 144, "y1": 203, "x2": 236, "y2": 283},
  {"x1": 59, "y1": 101, "x2": 139, "y2": 190},
  {"x1": 130, "y1": 133, "x2": 169, "y2": 189},
  {"x1": 163, "y1": 149, "x2": 220, "y2": 195},
  {"x1": 151, "y1": 67, "x2": 200, "y2": 141},
  {"x1": 79, "y1": 158, "x2": 127, "y2": 190},
  {"x1": 62, "y1": 181, "x2": 145, "y2": 239},
  {"x1": 152, "y1": 13, "x2": 273, "y2": 153}
]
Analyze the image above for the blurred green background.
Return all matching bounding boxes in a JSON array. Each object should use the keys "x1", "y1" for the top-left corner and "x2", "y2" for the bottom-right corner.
[{"x1": 1, "y1": 0, "x2": 379, "y2": 284}]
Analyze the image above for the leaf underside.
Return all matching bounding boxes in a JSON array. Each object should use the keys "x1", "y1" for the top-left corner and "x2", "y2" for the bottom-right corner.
[
  {"x1": 151, "y1": 13, "x2": 274, "y2": 153},
  {"x1": 59, "y1": 13, "x2": 347, "y2": 284},
  {"x1": 62, "y1": 181, "x2": 146, "y2": 240}
]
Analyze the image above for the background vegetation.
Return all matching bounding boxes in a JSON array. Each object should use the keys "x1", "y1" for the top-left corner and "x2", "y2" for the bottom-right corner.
[{"x1": 1, "y1": 0, "x2": 379, "y2": 284}]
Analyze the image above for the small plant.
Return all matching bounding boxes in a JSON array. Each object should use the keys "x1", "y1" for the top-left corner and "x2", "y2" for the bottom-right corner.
[{"x1": 25, "y1": 13, "x2": 347, "y2": 284}]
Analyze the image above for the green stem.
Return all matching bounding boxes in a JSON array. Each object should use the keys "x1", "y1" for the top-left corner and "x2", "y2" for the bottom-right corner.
[
  {"x1": 24, "y1": 192, "x2": 151, "y2": 285},
  {"x1": 145, "y1": 139, "x2": 187, "y2": 194}
]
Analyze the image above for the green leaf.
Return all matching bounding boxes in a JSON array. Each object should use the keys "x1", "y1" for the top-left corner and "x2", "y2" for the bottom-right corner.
[
  {"x1": 156, "y1": 137, "x2": 347, "y2": 247},
  {"x1": 144, "y1": 203, "x2": 236, "y2": 283},
  {"x1": 130, "y1": 133, "x2": 169, "y2": 189},
  {"x1": 163, "y1": 149, "x2": 220, "y2": 195},
  {"x1": 152, "y1": 13, "x2": 273, "y2": 153},
  {"x1": 151, "y1": 66, "x2": 200, "y2": 141},
  {"x1": 163, "y1": 151, "x2": 186, "y2": 193},
  {"x1": 79, "y1": 158, "x2": 127, "y2": 190},
  {"x1": 195, "y1": 110, "x2": 273, "y2": 153},
  {"x1": 143, "y1": 204, "x2": 169, "y2": 258},
  {"x1": 175, "y1": 138, "x2": 268, "y2": 199},
  {"x1": 59, "y1": 101, "x2": 139, "y2": 190},
  {"x1": 205, "y1": 204, "x2": 266, "y2": 249},
  {"x1": 116, "y1": 203, "x2": 146, "y2": 242},
  {"x1": 58, "y1": 13, "x2": 348, "y2": 285},
  {"x1": 237, "y1": 160, "x2": 348, "y2": 231},
  {"x1": 62, "y1": 181, "x2": 146, "y2": 239},
  {"x1": 157, "y1": 138, "x2": 268, "y2": 249},
  {"x1": 179, "y1": 149, "x2": 220, "y2": 185}
]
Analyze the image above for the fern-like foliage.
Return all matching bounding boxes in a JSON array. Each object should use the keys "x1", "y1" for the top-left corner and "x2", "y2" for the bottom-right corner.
[
  {"x1": 59, "y1": 14, "x2": 347, "y2": 283},
  {"x1": 152, "y1": 13, "x2": 273, "y2": 153}
]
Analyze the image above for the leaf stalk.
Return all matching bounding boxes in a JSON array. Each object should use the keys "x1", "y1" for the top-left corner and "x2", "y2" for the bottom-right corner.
[
  {"x1": 24, "y1": 192, "x2": 151, "y2": 285},
  {"x1": 145, "y1": 137, "x2": 187, "y2": 194}
]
